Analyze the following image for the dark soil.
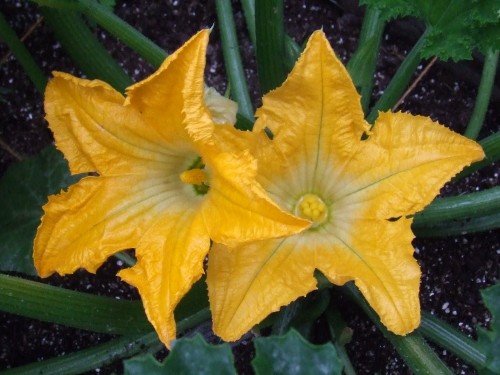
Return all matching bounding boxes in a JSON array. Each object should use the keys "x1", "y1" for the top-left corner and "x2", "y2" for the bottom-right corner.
[{"x1": 1, "y1": 0, "x2": 499, "y2": 374}]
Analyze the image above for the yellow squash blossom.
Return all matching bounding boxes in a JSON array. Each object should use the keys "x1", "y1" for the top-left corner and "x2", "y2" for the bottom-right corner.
[
  {"x1": 207, "y1": 30, "x2": 485, "y2": 341},
  {"x1": 34, "y1": 30, "x2": 309, "y2": 348}
]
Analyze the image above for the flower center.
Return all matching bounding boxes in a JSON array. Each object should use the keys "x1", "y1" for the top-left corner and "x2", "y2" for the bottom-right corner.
[
  {"x1": 180, "y1": 169, "x2": 208, "y2": 185},
  {"x1": 180, "y1": 157, "x2": 209, "y2": 195},
  {"x1": 295, "y1": 193, "x2": 328, "y2": 227}
]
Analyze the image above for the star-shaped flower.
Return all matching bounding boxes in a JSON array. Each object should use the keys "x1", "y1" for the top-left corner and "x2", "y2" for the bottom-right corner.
[
  {"x1": 34, "y1": 30, "x2": 308, "y2": 347},
  {"x1": 207, "y1": 31, "x2": 485, "y2": 341}
]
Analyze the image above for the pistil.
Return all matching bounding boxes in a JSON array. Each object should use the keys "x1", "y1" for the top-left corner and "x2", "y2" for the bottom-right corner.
[
  {"x1": 180, "y1": 167, "x2": 209, "y2": 195},
  {"x1": 295, "y1": 193, "x2": 328, "y2": 227}
]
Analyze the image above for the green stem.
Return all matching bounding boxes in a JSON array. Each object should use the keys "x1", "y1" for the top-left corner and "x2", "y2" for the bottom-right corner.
[
  {"x1": 367, "y1": 30, "x2": 429, "y2": 123},
  {"x1": 114, "y1": 250, "x2": 137, "y2": 267},
  {"x1": 458, "y1": 131, "x2": 500, "y2": 178},
  {"x1": 464, "y1": 49, "x2": 499, "y2": 139},
  {"x1": 413, "y1": 187, "x2": 500, "y2": 225},
  {"x1": 419, "y1": 312, "x2": 485, "y2": 369},
  {"x1": 413, "y1": 211, "x2": 500, "y2": 238},
  {"x1": 240, "y1": 0, "x2": 300, "y2": 71},
  {"x1": 77, "y1": 0, "x2": 167, "y2": 67},
  {"x1": 177, "y1": 307, "x2": 211, "y2": 332},
  {"x1": 215, "y1": 0, "x2": 255, "y2": 126},
  {"x1": 255, "y1": 0, "x2": 286, "y2": 93},
  {"x1": 343, "y1": 283, "x2": 454, "y2": 375},
  {"x1": 0, "y1": 12, "x2": 47, "y2": 94},
  {"x1": 0, "y1": 274, "x2": 151, "y2": 334},
  {"x1": 240, "y1": 0, "x2": 256, "y2": 47},
  {"x1": 347, "y1": 7, "x2": 385, "y2": 113},
  {"x1": 33, "y1": 0, "x2": 168, "y2": 67},
  {"x1": 271, "y1": 300, "x2": 302, "y2": 336},
  {"x1": 325, "y1": 306, "x2": 357, "y2": 375},
  {"x1": 41, "y1": 7, "x2": 132, "y2": 92},
  {"x1": 2, "y1": 331, "x2": 163, "y2": 375},
  {"x1": 2, "y1": 306, "x2": 210, "y2": 375}
]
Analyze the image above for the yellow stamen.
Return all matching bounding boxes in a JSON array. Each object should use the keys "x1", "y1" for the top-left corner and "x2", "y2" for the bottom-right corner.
[
  {"x1": 180, "y1": 168, "x2": 208, "y2": 185},
  {"x1": 295, "y1": 193, "x2": 328, "y2": 227}
]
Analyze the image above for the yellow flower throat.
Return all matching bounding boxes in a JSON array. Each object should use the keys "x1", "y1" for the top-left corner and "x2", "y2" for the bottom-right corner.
[{"x1": 295, "y1": 193, "x2": 328, "y2": 227}]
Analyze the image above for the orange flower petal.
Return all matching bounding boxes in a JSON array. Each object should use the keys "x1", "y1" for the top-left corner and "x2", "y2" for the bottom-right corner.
[
  {"x1": 333, "y1": 111, "x2": 485, "y2": 219},
  {"x1": 208, "y1": 217, "x2": 420, "y2": 340},
  {"x1": 34, "y1": 175, "x2": 182, "y2": 277},
  {"x1": 208, "y1": 237, "x2": 317, "y2": 342},
  {"x1": 126, "y1": 30, "x2": 210, "y2": 146},
  {"x1": 118, "y1": 210, "x2": 209, "y2": 348},
  {"x1": 45, "y1": 73, "x2": 170, "y2": 176},
  {"x1": 320, "y1": 216, "x2": 421, "y2": 334},
  {"x1": 252, "y1": 31, "x2": 369, "y2": 189},
  {"x1": 203, "y1": 150, "x2": 310, "y2": 246}
]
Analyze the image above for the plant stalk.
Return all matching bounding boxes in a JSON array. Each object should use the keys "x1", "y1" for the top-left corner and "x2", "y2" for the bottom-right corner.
[
  {"x1": 255, "y1": 0, "x2": 286, "y2": 93},
  {"x1": 419, "y1": 312, "x2": 485, "y2": 369},
  {"x1": 343, "y1": 283, "x2": 454, "y2": 375},
  {"x1": 464, "y1": 48, "x2": 499, "y2": 139},
  {"x1": 367, "y1": 30, "x2": 428, "y2": 123},
  {"x1": 347, "y1": 7, "x2": 385, "y2": 113},
  {"x1": 0, "y1": 12, "x2": 47, "y2": 94},
  {"x1": 215, "y1": 0, "x2": 255, "y2": 126},
  {"x1": 41, "y1": 7, "x2": 132, "y2": 92},
  {"x1": 414, "y1": 187, "x2": 500, "y2": 225}
]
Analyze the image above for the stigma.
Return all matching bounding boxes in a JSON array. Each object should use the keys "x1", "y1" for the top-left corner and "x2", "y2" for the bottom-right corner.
[
  {"x1": 295, "y1": 193, "x2": 328, "y2": 227},
  {"x1": 180, "y1": 168, "x2": 208, "y2": 185}
]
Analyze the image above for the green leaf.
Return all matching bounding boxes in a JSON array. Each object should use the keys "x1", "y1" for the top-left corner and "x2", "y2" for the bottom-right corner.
[
  {"x1": 0, "y1": 145, "x2": 79, "y2": 275},
  {"x1": 477, "y1": 282, "x2": 500, "y2": 374},
  {"x1": 252, "y1": 329, "x2": 343, "y2": 375},
  {"x1": 123, "y1": 334, "x2": 237, "y2": 375},
  {"x1": 123, "y1": 354, "x2": 167, "y2": 375},
  {"x1": 360, "y1": 0, "x2": 500, "y2": 61}
]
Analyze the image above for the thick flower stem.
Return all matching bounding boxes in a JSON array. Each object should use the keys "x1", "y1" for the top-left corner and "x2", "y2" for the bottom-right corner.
[
  {"x1": 41, "y1": 8, "x2": 132, "y2": 92},
  {"x1": 255, "y1": 0, "x2": 287, "y2": 93},
  {"x1": 414, "y1": 187, "x2": 500, "y2": 225},
  {"x1": 216, "y1": 0, "x2": 255, "y2": 126},
  {"x1": 367, "y1": 30, "x2": 429, "y2": 123},
  {"x1": 0, "y1": 12, "x2": 47, "y2": 94},
  {"x1": 464, "y1": 48, "x2": 499, "y2": 140},
  {"x1": 458, "y1": 131, "x2": 500, "y2": 178},
  {"x1": 0, "y1": 274, "x2": 151, "y2": 335},
  {"x1": 1, "y1": 331, "x2": 163, "y2": 375},
  {"x1": 413, "y1": 211, "x2": 500, "y2": 238},
  {"x1": 240, "y1": 0, "x2": 301, "y2": 70},
  {"x1": 33, "y1": 0, "x2": 168, "y2": 68},
  {"x1": 347, "y1": 7, "x2": 385, "y2": 113},
  {"x1": 342, "y1": 283, "x2": 454, "y2": 375},
  {"x1": 419, "y1": 312, "x2": 486, "y2": 370},
  {"x1": 271, "y1": 299, "x2": 303, "y2": 336},
  {"x1": 325, "y1": 306, "x2": 356, "y2": 375},
  {"x1": 76, "y1": 0, "x2": 168, "y2": 68},
  {"x1": 240, "y1": 0, "x2": 257, "y2": 47}
]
